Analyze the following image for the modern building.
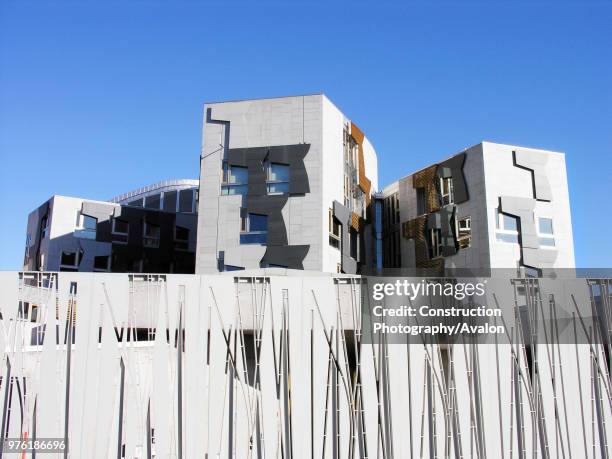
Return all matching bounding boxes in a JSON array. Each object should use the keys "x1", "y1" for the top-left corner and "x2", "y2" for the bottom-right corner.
[
  {"x1": 23, "y1": 180, "x2": 199, "y2": 273},
  {"x1": 196, "y1": 94, "x2": 379, "y2": 274},
  {"x1": 378, "y1": 141, "x2": 575, "y2": 272}
]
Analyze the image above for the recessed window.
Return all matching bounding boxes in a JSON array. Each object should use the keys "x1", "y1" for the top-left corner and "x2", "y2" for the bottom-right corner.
[
  {"x1": 60, "y1": 249, "x2": 82, "y2": 271},
  {"x1": 428, "y1": 228, "x2": 442, "y2": 258},
  {"x1": 221, "y1": 162, "x2": 248, "y2": 195},
  {"x1": 416, "y1": 187, "x2": 426, "y2": 215},
  {"x1": 240, "y1": 212, "x2": 268, "y2": 244},
  {"x1": 128, "y1": 198, "x2": 143, "y2": 207},
  {"x1": 178, "y1": 189, "x2": 194, "y2": 213},
  {"x1": 266, "y1": 162, "x2": 290, "y2": 194},
  {"x1": 144, "y1": 193, "x2": 161, "y2": 210},
  {"x1": 328, "y1": 208, "x2": 341, "y2": 249},
  {"x1": 440, "y1": 177, "x2": 454, "y2": 206},
  {"x1": 174, "y1": 225, "x2": 189, "y2": 250},
  {"x1": 457, "y1": 216, "x2": 471, "y2": 249},
  {"x1": 143, "y1": 222, "x2": 161, "y2": 248},
  {"x1": 93, "y1": 255, "x2": 110, "y2": 272},
  {"x1": 75, "y1": 212, "x2": 97, "y2": 240},
  {"x1": 112, "y1": 218, "x2": 129, "y2": 244},
  {"x1": 40, "y1": 215, "x2": 49, "y2": 239},
  {"x1": 538, "y1": 217, "x2": 555, "y2": 248},
  {"x1": 495, "y1": 208, "x2": 519, "y2": 244}
]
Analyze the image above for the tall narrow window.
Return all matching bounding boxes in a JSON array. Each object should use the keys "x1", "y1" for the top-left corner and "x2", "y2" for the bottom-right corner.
[
  {"x1": 221, "y1": 162, "x2": 248, "y2": 195},
  {"x1": 416, "y1": 187, "x2": 426, "y2": 215},
  {"x1": 178, "y1": 189, "x2": 194, "y2": 213},
  {"x1": 457, "y1": 216, "x2": 471, "y2": 249},
  {"x1": 40, "y1": 215, "x2": 49, "y2": 239},
  {"x1": 428, "y1": 228, "x2": 442, "y2": 258},
  {"x1": 538, "y1": 217, "x2": 555, "y2": 247},
  {"x1": 328, "y1": 208, "x2": 341, "y2": 249},
  {"x1": 75, "y1": 212, "x2": 97, "y2": 240},
  {"x1": 440, "y1": 177, "x2": 454, "y2": 206},
  {"x1": 240, "y1": 213, "x2": 268, "y2": 244},
  {"x1": 266, "y1": 163, "x2": 290, "y2": 194}
]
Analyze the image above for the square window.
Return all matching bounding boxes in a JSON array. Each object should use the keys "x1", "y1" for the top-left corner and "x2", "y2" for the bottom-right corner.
[
  {"x1": 61, "y1": 251, "x2": 77, "y2": 267},
  {"x1": 538, "y1": 217, "x2": 554, "y2": 235},
  {"x1": 144, "y1": 194, "x2": 161, "y2": 210},
  {"x1": 94, "y1": 255, "x2": 110, "y2": 271},
  {"x1": 240, "y1": 213, "x2": 268, "y2": 245},
  {"x1": 75, "y1": 212, "x2": 97, "y2": 239}
]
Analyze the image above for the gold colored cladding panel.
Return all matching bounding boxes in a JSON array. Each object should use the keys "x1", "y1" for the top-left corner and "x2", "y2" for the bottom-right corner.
[
  {"x1": 402, "y1": 216, "x2": 443, "y2": 271},
  {"x1": 412, "y1": 165, "x2": 439, "y2": 213},
  {"x1": 351, "y1": 122, "x2": 372, "y2": 204},
  {"x1": 351, "y1": 212, "x2": 363, "y2": 231}
]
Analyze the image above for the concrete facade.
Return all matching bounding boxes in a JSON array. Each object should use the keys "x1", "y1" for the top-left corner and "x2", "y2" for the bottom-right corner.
[
  {"x1": 196, "y1": 94, "x2": 378, "y2": 274},
  {"x1": 24, "y1": 181, "x2": 198, "y2": 273},
  {"x1": 381, "y1": 142, "x2": 575, "y2": 271}
]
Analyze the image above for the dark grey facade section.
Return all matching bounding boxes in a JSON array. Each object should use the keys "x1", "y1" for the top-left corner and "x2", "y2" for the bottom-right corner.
[
  {"x1": 500, "y1": 196, "x2": 557, "y2": 268},
  {"x1": 427, "y1": 206, "x2": 458, "y2": 257},
  {"x1": 24, "y1": 201, "x2": 50, "y2": 270},
  {"x1": 437, "y1": 153, "x2": 469, "y2": 204},
  {"x1": 261, "y1": 245, "x2": 310, "y2": 269},
  {"x1": 226, "y1": 144, "x2": 311, "y2": 269},
  {"x1": 226, "y1": 144, "x2": 310, "y2": 196},
  {"x1": 513, "y1": 150, "x2": 553, "y2": 202},
  {"x1": 332, "y1": 200, "x2": 357, "y2": 274}
]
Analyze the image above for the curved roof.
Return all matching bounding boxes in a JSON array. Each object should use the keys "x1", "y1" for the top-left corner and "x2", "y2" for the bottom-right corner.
[{"x1": 109, "y1": 179, "x2": 199, "y2": 204}]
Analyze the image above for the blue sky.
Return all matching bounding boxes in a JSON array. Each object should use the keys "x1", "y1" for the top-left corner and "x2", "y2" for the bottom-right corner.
[{"x1": 0, "y1": 0, "x2": 610, "y2": 269}]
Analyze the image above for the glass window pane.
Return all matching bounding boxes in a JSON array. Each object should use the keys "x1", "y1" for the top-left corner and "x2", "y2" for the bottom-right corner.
[
  {"x1": 163, "y1": 191, "x2": 177, "y2": 212},
  {"x1": 539, "y1": 218, "x2": 553, "y2": 235},
  {"x1": 496, "y1": 233, "x2": 519, "y2": 243},
  {"x1": 539, "y1": 237, "x2": 555, "y2": 247},
  {"x1": 82, "y1": 215, "x2": 97, "y2": 230},
  {"x1": 178, "y1": 190, "x2": 194, "y2": 213},
  {"x1": 113, "y1": 219, "x2": 129, "y2": 234},
  {"x1": 269, "y1": 163, "x2": 290, "y2": 182},
  {"x1": 249, "y1": 214, "x2": 267, "y2": 232},
  {"x1": 144, "y1": 194, "x2": 161, "y2": 210},
  {"x1": 144, "y1": 223, "x2": 160, "y2": 238},
  {"x1": 128, "y1": 198, "x2": 143, "y2": 207},
  {"x1": 503, "y1": 214, "x2": 518, "y2": 231},
  {"x1": 267, "y1": 182, "x2": 290, "y2": 194},
  {"x1": 230, "y1": 166, "x2": 248, "y2": 184},
  {"x1": 240, "y1": 232, "x2": 267, "y2": 244}
]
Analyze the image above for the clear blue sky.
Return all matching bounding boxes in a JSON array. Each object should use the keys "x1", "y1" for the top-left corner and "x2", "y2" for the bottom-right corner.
[{"x1": 1, "y1": 1, "x2": 610, "y2": 269}]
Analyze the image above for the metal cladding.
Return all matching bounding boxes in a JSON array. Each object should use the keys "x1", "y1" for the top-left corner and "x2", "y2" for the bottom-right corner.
[{"x1": 2, "y1": 271, "x2": 608, "y2": 458}]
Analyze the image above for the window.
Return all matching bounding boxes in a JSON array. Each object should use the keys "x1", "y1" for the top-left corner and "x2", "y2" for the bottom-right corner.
[
  {"x1": 495, "y1": 208, "x2": 519, "y2": 243},
  {"x1": 266, "y1": 163, "x2": 290, "y2": 194},
  {"x1": 163, "y1": 190, "x2": 177, "y2": 212},
  {"x1": 416, "y1": 188, "x2": 426, "y2": 215},
  {"x1": 328, "y1": 208, "x2": 341, "y2": 249},
  {"x1": 93, "y1": 255, "x2": 110, "y2": 272},
  {"x1": 240, "y1": 213, "x2": 268, "y2": 244},
  {"x1": 440, "y1": 177, "x2": 454, "y2": 206},
  {"x1": 40, "y1": 215, "x2": 49, "y2": 239},
  {"x1": 457, "y1": 216, "x2": 471, "y2": 249},
  {"x1": 428, "y1": 228, "x2": 442, "y2": 258},
  {"x1": 174, "y1": 225, "x2": 189, "y2": 250},
  {"x1": 112, "y1": 218, "x2": 129, "y2": 244},
  {"x1": 144, "y1": 193, "x2": 161, "y2": 210},
  {"x1": 538, "y1": 217, "x2": 555, "y2": 247},
  {"x1": 75, "y1": 212, "x2": 97, "y2": 240},
  {"x1": 128, "y1": 198, "x2": 143, "y2": 207},
  {"x1": 143, "y1": 222, "x2": 160, "y2": 248},
  {"x1": 178, "y1": 189, "x2": 194, "y2": 213},
  {"x1": 60, "y1": 250, "x2": 82, "y2": 271},
  {"x1": 221, "y1": 162, "x2": 248, "y2": 195}
]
